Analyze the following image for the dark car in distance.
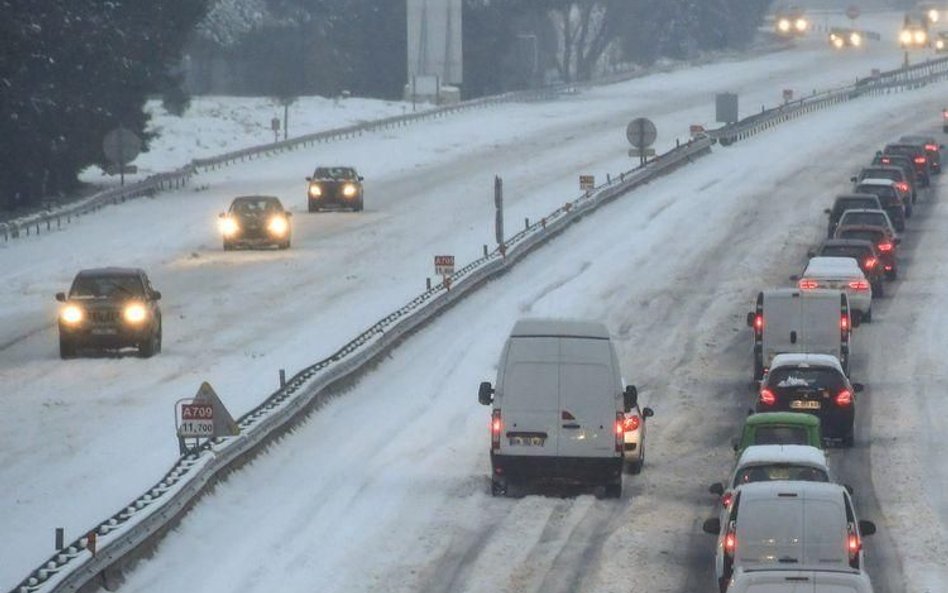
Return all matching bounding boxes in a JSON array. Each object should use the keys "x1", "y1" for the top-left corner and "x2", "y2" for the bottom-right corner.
[
  {"x1": 899, "y1": 134, "x2": 943, "y2": 174},
  {"x1": 306, "y1": 166, "x2": 364, "y2": 212},
  {"x1": 824, "y1": 193, "x2": 882, "y2": 237},
  {"x1": 834, "y1": 224, "x2": 900, "y2": 280},
  {"x1": 854, "y1": 179, "x2": 909, "y2": 223},
  {"x1": 882, "y1": 143, "x2": 930, "y2": 187},
  {"x1": 56, "y1": 268, "x2": 163, "y2": 358},
  {"x1": 809, "y1": 238, "x2": 886, "y2": 295},
  {"x1": 871, "y1": 153, "x2": 918, "y2": 203},
  {"x1": 219, "y1": 195, "x2": 292, "y2": 250}
]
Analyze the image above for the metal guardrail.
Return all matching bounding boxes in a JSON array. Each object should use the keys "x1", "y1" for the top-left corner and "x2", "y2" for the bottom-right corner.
[{"x1": 8, "y1": 134, "x2": 713, "y2": 593}]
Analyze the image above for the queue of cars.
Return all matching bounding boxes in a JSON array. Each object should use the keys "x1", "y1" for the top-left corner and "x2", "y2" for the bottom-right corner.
[
  {"x1": 699, "y1": 133, "x2": 941, "y2": 592},
  {"x1": 53, "y1": 167, "x2": 364, "y2": 358}
]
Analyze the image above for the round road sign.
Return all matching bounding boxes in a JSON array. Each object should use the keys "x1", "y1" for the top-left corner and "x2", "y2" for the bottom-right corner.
[
  {"x1": 626, "y1": 117, "x2": 657, "y2": 148},
  {"x1": 103, "y1": 127, "x2": 141, "y2": 166},
  {"x1": 846, "y1": 5, "x2": 860, "y2": 20}
]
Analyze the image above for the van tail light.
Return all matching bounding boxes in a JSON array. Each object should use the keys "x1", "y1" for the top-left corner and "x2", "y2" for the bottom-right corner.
[
  {"x1": 615, "y1": 412, "x2": 625, "y2": 453},
  {"x1": 881, "y1": 157, "x2": 891, "y2": 164},
  {"x1": 491, "y1": 410, "x2": 502, "y2": 451},
  {"x1": 848, "y1": 525, "x2": 861, "y2": 567},
  {"x1": 721, "y1": 491, "x2": 734, "y2": 509},
  {"x1": 836, "y1": 389, "x2": 853, "y2": 406},
  {"x1": 759, "y1": 388, "x2": 777, "y2": 406},
  {"x1": 877, "y1": 242, "x2": 893, "y2": 252},
  {"x1": 724, "y1": 529, "x2": 737, "y2": 557},
  {"x1": 914, "y1": 156, "x2": 927, "y2": 164},
  {"x1": 841, "y1": 315, "x2": 850, "y2": 332},
  {"x1": 623, "y1": 414, "x2": 641, "y2": 432},
  {"x1": 848, "y1": 279, "x2": 870, "y2": 291},
  {"x1": 864, "y1": 257, "x2": 877, "y2": 269},
  {"x1": 896, "y1": 181, "x2": 910, "y2": 193},
  {"x1": 754, "y1": 314, "x2": 764, "y2": 333},
  {"x1": 799, "y1": 278, "x2": 820, "y2": 290}
]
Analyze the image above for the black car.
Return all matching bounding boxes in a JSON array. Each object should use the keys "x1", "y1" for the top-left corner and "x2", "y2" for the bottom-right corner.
[
  {"x1": 809, "y1": 238, "x2": 885, "y2": 295},
  {"x1": 56, "y1": 268, "x2": 163, "y2": 358},
  {"x1": 219, "y1": 195, "x2": 292, "y2": 250},
  {"x1": 899, "y1": 134, "x2": 943, "y2": 174},
  {"x1": 870, "y1": 153, "x2": 918, "y2": 203},
  {"x1": 824, "y1": 193, "x2": 882, "y2": 237},
  {"x1": 756, "y1": 355, "x2": 863, "y2": 446},
  {"x1": 854, "y1": 180, "x2": 909, "y2": 223},
  {"x1": 834, "y1": 225, "x2": 900, "y2": 280},
  {"x1": 306, "y1": 166, "x2": 364, "y2": 212},
  {"x1": 883, "y1": 143, "x2": 930, "y2": 187}
]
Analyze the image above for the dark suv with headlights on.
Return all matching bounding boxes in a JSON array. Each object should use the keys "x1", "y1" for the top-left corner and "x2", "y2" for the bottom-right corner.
[
  {"x1": 219, "y1": 195, "x2": 292, "y2": 250},
  {"x1": 56, "y1": 268, "x2": 162, "y2": 359},
  {"x1": 306, "y1": 166, "x2": 364, "y2": 212}
]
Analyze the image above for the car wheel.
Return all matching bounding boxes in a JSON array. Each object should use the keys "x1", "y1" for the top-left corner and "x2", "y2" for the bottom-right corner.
[
  {"x1": 718, "y1": 577, "x2": 730, "y2": 593},
  {"x1": 155, "y1": 322, "x2": 163, "y2": 354},
  {"x1": 59, "y1": 336, "x2": 77, "y2": 359},
  {"x1": 629, "y1": 444, "x2": 645, "y2": 475},
  {"x1": 353, "y1": 200, "x2": 364, "y2": 212},
  {"x1": 872, "y1": 281, "x2": 884, "y2": 298},
  {"x1": 308, "y1": 202, "x2": 319, "y2": 213},
  {"x1": 863, "y1": 308, "x2": 872, "y2": 322},
  {"x1": 490, "y1": 478, "x2": 506, "y2": 497},
  {"x1": 906, "y1": 204, "x2": 913, "y2": 217},
  {"x1": 601, "y1": 479, "x2": 622, "y2": 499},
  {"x1": 842, "y1": 428, "x2": 855, "y2": 448},
  {"x1": 139, "y1": 331, "x2": 159, "y2": 358},
  {"x1": 886, "y1": 267, "x2": 898, "y2": 281},
  {"x1": 279, "y1": 240, "x2": 290, "y2": 250},
  {"x1": 223, "y1": 241, "x2": 233, "y2": 251}
]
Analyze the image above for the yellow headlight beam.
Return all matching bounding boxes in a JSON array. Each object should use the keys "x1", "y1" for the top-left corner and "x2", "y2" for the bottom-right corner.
[{"x1": 61, "y1": 305, "x2": 83, "y2": 325}]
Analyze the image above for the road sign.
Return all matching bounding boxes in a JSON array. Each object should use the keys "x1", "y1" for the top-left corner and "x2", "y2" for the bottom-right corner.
[
  {"x1": 434, "y1": 255, "x2": 455, "y2": 276},
  {"x1": 102, "y1": 127, "x2": 141, "y2": 166},
  {"x1": 846, "y1": 5, "x2": 860, "y2": 20},
  {"x1": 579, "y1": 174, "x2": 595, "y2": 190},
  {"x1": 689, "y1": 124, "x2": 706, "y2": 138},
  {"x1": 626, "y1": 118, "x2": 657, "y2": 148},
  {"x1": 179, "y1": 403, "x2": 214, "y2": 437}
]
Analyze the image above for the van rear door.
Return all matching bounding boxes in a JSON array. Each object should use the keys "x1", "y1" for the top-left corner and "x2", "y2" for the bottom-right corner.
[
  {"x1": 498, "y1": 337, "x2": 560, "y2": 457},
  {"x1": 802, "y1": 498, "x2": 847, "y2": 567},
  {"x1": 813, "y1": 571, "x2": 867, "y2": 593},
  {"x1": 763, "y1": 292, "x2": 803, "y2": 364},
  {"x1": 801, "y1": 292, "x2": 844, "y2": 359},
  {"x1": 557, "y1": 337, "x2": 618, "y2": 458},
  {"x1": 737, "y1": 496, "x2": 804, "y2": 568}
]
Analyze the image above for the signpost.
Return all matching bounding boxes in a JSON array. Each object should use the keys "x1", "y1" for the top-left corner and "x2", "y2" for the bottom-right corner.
[
  {"x1": 626, "y1": 117, "x2": 657, "y2": 165},
  {"x1": 179, "y1": 403, "x2": 214, "y2": 437},
  {"x1": 102, "y1": 127, "x2": 141, "y2": 187},
  {"x1": 783, "y1": 89, "x2": 794, "y2": 103},
  {"x1": 434, "y1": 255, "x2": 455, "y2": 276},
  {"x1": 846, "y1": 5, "x2": 860, "y2": 20},
  {"x1": 175, "y1": 382, "x2": 239, "y2": 454},
  {"x1": 579, "y1": 174, "x2": 595, "y2": 191},
  {"x1": 689, "y1": 124, "x2": 706, "y2": 138}
]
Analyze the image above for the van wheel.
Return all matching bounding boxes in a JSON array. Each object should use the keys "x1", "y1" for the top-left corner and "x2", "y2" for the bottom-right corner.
[
  {"x1": 842, "y1": 429, "x2": 855, "y2": 448},
  {"x1": 490, "y1": 479, "x2": 506, "y2": 497},
  {"x1": 629, "y1": 446, "x2": 645, "y2": 475},
  {"x1": 753, "y1": 357, "x2": 764, "y2": 382},
  {"x1": 862, "y1": 308, "x2": 872, "y2": 323},
  {"x1": 602, "y1": 479, "x2": 622, "y2": 499},
  {"x1": 872, "y1": 281, "x2": 884, "y2": 298},
  {"x1": 59, "y1": 336, "x2": 77, "y2": 359}
]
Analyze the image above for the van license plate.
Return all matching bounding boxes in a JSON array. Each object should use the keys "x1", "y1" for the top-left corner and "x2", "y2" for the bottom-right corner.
[
  {"x1": 509, "y1": 436, "x2": 545, "y2": 447},
  {"x1": 790, "y1": 400, "x2": 821, "y2": 410}
]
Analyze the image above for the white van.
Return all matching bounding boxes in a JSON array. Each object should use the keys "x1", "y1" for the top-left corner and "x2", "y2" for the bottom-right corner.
[
  {"x1": 478, "y1": 319, "x2": 638, "y2": 498},
  {"x1": 747, "y1": 288, "x2": 858, "y2": 381},
  {"x1": 702, "y1": 481, "x2": 876, "y2": 592},
  {"x1": 728, "y1": 568, "x2": 874, "y2": 593}
]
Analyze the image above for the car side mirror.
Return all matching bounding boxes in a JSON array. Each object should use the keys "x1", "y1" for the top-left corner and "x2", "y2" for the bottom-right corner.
[
  {"x1": 642, "y1": 406, "x2": 654, "y2": 418},
  {"x1": 823, "y1": 208, "x2": 832, "y2": 215},
  {"x1": 806, "y1": 249, "x2": 815, "y2": 258},
  {"x1": 746, "y1": 312, "x2": 755, "y2": 327},
  {"x1": 152, "y1": 291, "x2": 162, "y2": 301},
  {"x1": 747, "y1": 408, "x2": 755, "y2": 416},
  {"x1": 789, "y1": 274, "x2": 799, "y2": 282},
  {"x1": 941, "y1": 144, "x2": 945, "y2": 149},
  {"x1": 709, "y1": 482, "x2": 725, "y2": 496},
  {"x1": 478, "y1": 382, "x2": 494, "y2": 406},
  {"x1": 852, "y1": 383, "x2": 864, "y2": 392},
  {"x1": 358, "y1": 176, "x2": 364, "y2": 181},
  {"x1": 845, "y1": 484, "x2": 855, "y2": 495},
  {"x1": 702, "y1": 517, "x2": 721, "y2": 535},
  {"x1": 305, "y1": 176, "x2": 312, "y2": 182},
  {"x1": 623, "y1": 385, "x2": 638, "y2": 412},
  {"x1": 850, "y1": 176, "x2": 857, "y2": 183},
  {"x1": 894, "y1": 237, "x2": 902, "y2": 245},
  {"x1": 859, "y1": 519, "x2": 877, "y2": 536},
  {"x1": 218, "y1": 212, "x2": 225, "y2": 218},
  {"x1": 55, "y1": 292, "x2": 66, "y2": 302},
  {"x1": 732, "y1": 440, "x2": 740, "y2": 452}
]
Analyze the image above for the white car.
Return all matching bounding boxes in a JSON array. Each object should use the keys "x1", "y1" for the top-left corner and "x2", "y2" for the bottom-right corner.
[
  {"x1": 837, "y1": 208, "x2": 899, "y2": 240},
  {"x1": 727, "y1": 567, "x2": 874, "y2": 593},
  {"x1": 703, "y1": 481, "x2": 877, "y2": 592},
  {"x1": 622, "y1": 401, "x2": 654, "y2": 474},
  {"x1": 799, "y1": 256, "x2": 873, "y2": 322},
  {"x1": 708, "y1": 444, "x2": 831, "y2": 514}
]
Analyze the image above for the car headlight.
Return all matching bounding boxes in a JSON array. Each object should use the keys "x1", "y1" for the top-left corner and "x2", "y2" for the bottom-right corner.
[
  {"x1": 124, "y1": 303, "x2": 148, "y2": 324},
  {"x1": 777, "y1": 18, "x2": 791, "y2": 32},
  {"x1": 267, "y1": 215, "x2": 289, "y2": 236},
  {"x1": 60, "y1": 305, "x2": 84, "y2": 325},
  {"x1": 929, "y1": 8, "x2": 939, "y2": 23},
  {"x1": 219, "y1": 216, "x2": 239, "y2": 236},
  {"x1": 795, "y1": 18, "x2": 807, "y2": 32},
  {"x1": 342, "y1": 183, "x2": 358, "y2": 197},
  {"x1": 831, "y1": 35, "x2": 843, "y2": 48},
  {"x1": 938, "y1": 39, "x2": 946, "y2": 49},
  {"x1": 900, "y1": 29, "x2": 913, "y2": 45},
  {"x1": 308, "y1": 184, "x2": 322, "y2": 198},
  {"x1": 850, "y1": 33, "x2": 861, "y2": 46},
  {"x1": 915, "y1": 30, "x2": 928, "y2": 45}
]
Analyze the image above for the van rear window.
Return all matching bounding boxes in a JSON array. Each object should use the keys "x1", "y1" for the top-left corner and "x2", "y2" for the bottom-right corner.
[{"x1": 753, "y1": 426, "x2": 809, "y2": 446}]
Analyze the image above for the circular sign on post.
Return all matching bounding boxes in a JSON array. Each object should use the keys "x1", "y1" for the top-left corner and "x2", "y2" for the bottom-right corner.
[
  {"x1": 846, "y1": 5, "x2": 860, "y2": 20},
  {"x1": 102, "y1": 127, "x2": 141, "y2": 166},
  {"x1": 626, "y1": 117, "x2": 657, "y2": 148}
]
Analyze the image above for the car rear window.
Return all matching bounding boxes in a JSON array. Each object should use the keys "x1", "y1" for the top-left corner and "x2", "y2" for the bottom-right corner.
[
  {"x1": 767, "y1": 366, "x2": 847, "y2": 395},
  {"x1": 732, "y1": 464, "x2": 829, "y2": 488},
  {"x1": 839, "y1": 212, "x2": 886, "y2": 227},
  {"x1": 855, "y1": 185, "x2": 896, "y2": 202},
  {"x1": 860, "y1": 169, "x2": 899, "y2": 181},
  {"x1": 752, "y1": 426, "x2": 810, "y2": 446},
  {"x1": 837, "y1": 229, "x2": 884, "y2": 243}
]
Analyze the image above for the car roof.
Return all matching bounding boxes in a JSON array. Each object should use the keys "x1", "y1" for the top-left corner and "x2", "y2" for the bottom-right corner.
[
  {"x1": 737, "y1": 444, "x2": 829, "y2": 468},
  {"x1": 857, "y1": 178, "x2": 895, "y2": 186},
  {"x1": 745, "y1": 411, "x2": 821, "y2": 427},
  {"x1": 804, "y1": 256, "x2": 864, "y2": 275},
  {"x1": 770, "y1": 353, "x2": 844, "y2": 372},
  {"x1": 233, "y1": 195, "x2": 281, "y2": 203},
  {"x1": 510, "y1": 318, "x2": 610, "y2": 339},
  {"x1": 734, "y1": 480, "x2": 846, "y2": 501},
  {"x1": 76, "y1": 267, "x2": 144, "y2": 277}
]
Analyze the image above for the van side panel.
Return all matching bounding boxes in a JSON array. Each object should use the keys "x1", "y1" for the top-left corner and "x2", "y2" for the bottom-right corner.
[
  {"x1": 557, "y1": 337, "x2": 619, "y2": 458},
  {"x1": 497, "y1": 337, "x2": 560, "y2": 457}
]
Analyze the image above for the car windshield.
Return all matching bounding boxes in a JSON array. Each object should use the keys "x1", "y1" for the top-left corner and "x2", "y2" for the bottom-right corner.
[
  {"x1": 232, "y1": 199, "x2": 279, "y2": 214},
  {"x1": 313, "y1": 167, "x2": 357, "y2": 180},
  {"x1": 767, "y1": 366, "x2": 846, "y2": 395},
  {"x1": 70, "y1": 274, "x2": 145, "y2": 298},
  {"x1": 839, "y1": 212, "x2": 886, "y2": 227},
  {"x1": 732, "y1": 463, "x2": 829, "y2": 488},
  {"x1": 752, "y1": 426, "x2": 810, "y2": 446}
]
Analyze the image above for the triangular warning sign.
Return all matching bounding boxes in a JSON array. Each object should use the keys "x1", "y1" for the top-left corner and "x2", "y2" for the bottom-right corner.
[{"x1": 193, "y1": 381, "x2": 240, "y2": 437}]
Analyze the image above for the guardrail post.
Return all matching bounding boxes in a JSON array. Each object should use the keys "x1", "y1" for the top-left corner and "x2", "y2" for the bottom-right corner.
[
  {"x1": 524, "y1": 217, "x2": 529, "y2": 229},
  {"x1": 483, "y1": 244, "x2": 488, "y2": 257},
  {"x1": 279, "y1": 369, "x2": 286, "y2": 388},
  {"x1": 426, "y1": 277, "x2": 432, "y2": 290},
  {"x1": 55, "y1": 528, "x2": 64, "y2": 550}
]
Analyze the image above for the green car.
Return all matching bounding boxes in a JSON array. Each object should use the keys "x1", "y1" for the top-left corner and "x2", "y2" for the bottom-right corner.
[{"x1": 734, "y1": 412, "x2": 822, "y2": 455}]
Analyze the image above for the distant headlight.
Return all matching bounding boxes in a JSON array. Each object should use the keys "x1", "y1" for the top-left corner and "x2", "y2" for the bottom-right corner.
[
  {"x1": 915, "y1": 30, "x2": 928, "y2": 45},
  {"x1": 308, "y1": 184, "x2": 322, "y2": 198},
  {"x1": 831, "y1": 36, "x2": 844, "y2": 48},
  {"x1": 219, "y1": 216, "x2": 239, "y2": 236},
  {"x1": 267, "y1": 215, "x2": 289, "y2": 236},
  {"x1": 342, "y1": 183, "x2": 358, "y2": 197},
  {"x1": 850, "y1": 32, "x2": 862, "y2": 46},
  {"x1": 777, "y1": 18, "x2": 791, "y2": 32},
  {"x1": 929, "y1": 8, "x2": 939, "y2": 23},
  {"x1": 900, "y1": 29, "x2": 914, "y2": 45},
  {"x1": 938, "y1": 39, "x2": 946, "y2": 50},
  {"x1": 124, "y1": 303, "x2": 148, "y2": 324},
  {"x1": 794, "y1": 18, "x2": 807, "y2": 32},
  {"x1": 60, "y1": 305, "x2": 83, "y2": 325}
]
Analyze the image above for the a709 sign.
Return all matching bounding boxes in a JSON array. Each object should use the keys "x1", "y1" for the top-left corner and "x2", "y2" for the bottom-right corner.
[{"x1": 179, "y1": 403, "x2": 214, "y2": 437}]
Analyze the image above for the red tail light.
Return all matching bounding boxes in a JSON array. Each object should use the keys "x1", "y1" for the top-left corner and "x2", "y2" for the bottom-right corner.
[
  {"x1": 864, "y1": 257, "x2": 877, "y2": 269},
  {"x1": 841, "y1": 315, "x2": 850, "y2": 331},
  {"x1": 754, "y1": 314, "x2": 764, "y2": 332},
  {"x1": 623, "y1": 415, "x2": 641, "y2": 432},
  {"x1": 895, "y1": 181, "x2": 909, "y2": 193},
  {"x1": 724, "y1": 530, "x2": 737, "y2": 557},
  {"x1": 799, "y1": 278, "x2": 819, "y2": 290},
  {"x1": 877, "y1": 242, "x2": 893, "y2": 252},
  {"x1": 926, "y1": 143, "x2": 938, "y2": 151},
  {"x1": 848, "y1": 526, "x2": 861, "y2": 567},
  {"x1": 759, "y1": 388, "x2": 777, "y2": 406},
  {"x1": 615, "y1": 412, "x2": 625, "y2": 453},
  {"x1": 491, "y1": 410, "x2": 502, "y2": 450},
  {"x1": 914, "y1": 156, "x2": 927, "y2": 164},
  {"x1": 847, "y1": 279, "x2": 870, "y2": 291},
  {"x1": 836, "y1": 389, "x2": 853, "y2": 406},
  {"x1": 881, "y1": 157, "x2": 891, "y2": 164},
  {"x1": 722, "y1": 492, "x2": 734, "y2": 508}
]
